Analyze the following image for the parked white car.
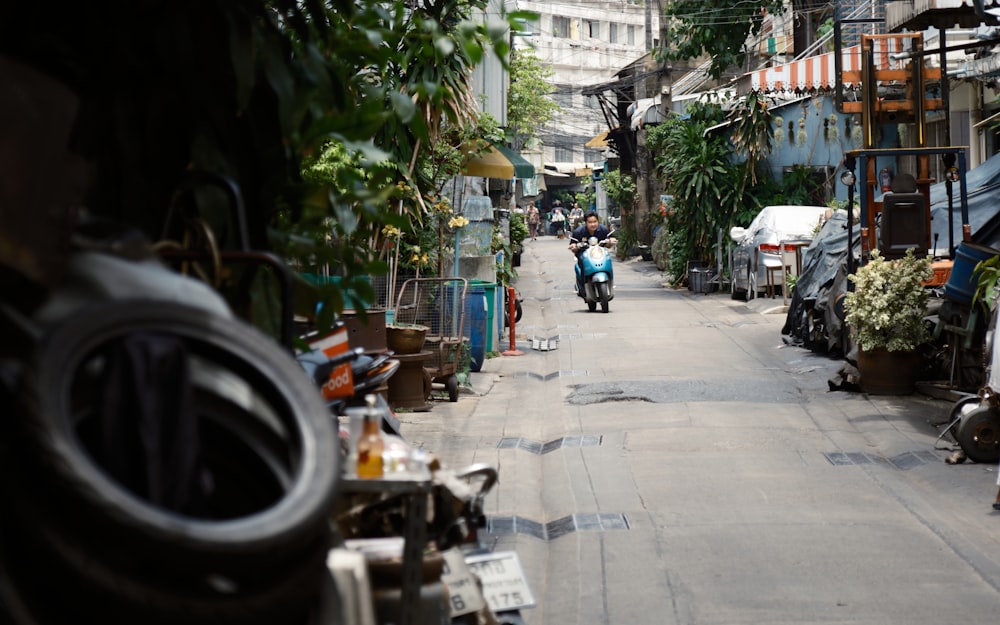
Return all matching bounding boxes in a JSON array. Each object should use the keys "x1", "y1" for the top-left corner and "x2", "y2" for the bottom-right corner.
[{"x1": 729, "y1": 204, "x2": 829, "y2": 301}]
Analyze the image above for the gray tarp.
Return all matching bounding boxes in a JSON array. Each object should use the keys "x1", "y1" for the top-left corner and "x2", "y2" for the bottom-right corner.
[{"x1": 782, "y1": 152, "x2": 1000, "y2": 353}]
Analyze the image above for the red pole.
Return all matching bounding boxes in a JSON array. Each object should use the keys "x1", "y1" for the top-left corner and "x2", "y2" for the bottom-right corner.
[{"x1": 501, "y1": 286, "x2": 523, "y2": 356}]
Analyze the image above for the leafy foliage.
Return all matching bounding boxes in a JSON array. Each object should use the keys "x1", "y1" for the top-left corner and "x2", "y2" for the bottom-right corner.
[
  {"x1": 659, "y1": 0, "x2": 785, "y2": 80},
  {"x1": 728, "y1": 91, "x2": 773, "y2": 187},
  {"x1": 4, "y1": 1, "x2": 527, "y2": 322},
  {"x1": 602, "y1": 170, "x2": 637, "y2": 214},
  {"x1": 602, "y1": 169, "x2": 638, "y2": 258},
  {"x1": 575, "y1": 175, "x2": 597, "y2": 216},
  {"x1": 973, "y1": 255, "x2": 1000, "y2": 310},
  {"x1": 646, "y1": 102, "x2": 739, "y2": 271},
  {"x1": 508, "y1": 212, "x2": 529, "y2": 251},
  {"x1": 507, "y1": 47, "x2": 560, "y2": 149},
  {"x1": 845, "y1": 249, "x2": 933, "y2": 352},
  {"x1": 771, "y1": 165, "x2": 823, "y2": 205}
]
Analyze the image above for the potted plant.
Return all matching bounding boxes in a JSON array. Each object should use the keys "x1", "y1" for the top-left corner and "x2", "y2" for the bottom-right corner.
[
  {"x1": 508, "y1": 212, "x2": 528, "y2": 267},
  {"x1": 844, "y1": 248, "x2": 933, "y2": 394}
]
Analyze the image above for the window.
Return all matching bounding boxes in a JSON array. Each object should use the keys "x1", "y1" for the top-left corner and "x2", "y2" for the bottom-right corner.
[
  {"x1": 553, "y1": 15, "x2": 571, "y2": 38},
  {"x1": 584, "y1": 148, "x2": 604, "y2": 162},
  {"x1": 627, "y1": 25, "x2": 636, "y2": 46},
  {"x1": 551, "y1": 91, "x2": 572, "y2": 108},
  {"x1": 609, "y1": 23, "x2": 619, "y2": 44},
  {"x1": 585, "y1": 19, "x2": 600, "y2": 39},
  {"x1": 555, "y1": 146, "x2": 575, "y2": 162}
]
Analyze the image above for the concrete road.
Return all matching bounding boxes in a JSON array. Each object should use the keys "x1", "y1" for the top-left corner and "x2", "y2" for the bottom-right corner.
[{"x1": 401, "y1": 235, "x2": 1000, "y2": 625}]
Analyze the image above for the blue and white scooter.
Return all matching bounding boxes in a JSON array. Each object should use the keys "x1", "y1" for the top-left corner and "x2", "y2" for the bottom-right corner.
[{"x1": 571, "y1": 232, "x2": 615, "y2": 312}]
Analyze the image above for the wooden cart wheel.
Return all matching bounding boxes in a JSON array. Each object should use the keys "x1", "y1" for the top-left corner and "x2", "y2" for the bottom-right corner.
[{"x1": 422, "y1": 368, "x2": 433, "y2": 401}]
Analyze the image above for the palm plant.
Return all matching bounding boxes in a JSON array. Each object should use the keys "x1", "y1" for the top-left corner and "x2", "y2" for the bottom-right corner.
[{"x1": 648, "y1": 105, "x2": 739, "y2": 275}]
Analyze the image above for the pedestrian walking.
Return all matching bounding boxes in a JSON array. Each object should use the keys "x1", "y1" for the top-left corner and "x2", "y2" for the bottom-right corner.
[
  {"x1": 526, "y1": 202, "x2": 540, "y2": 240},
  {"x1": 569, "y1": 202, "x2": 584, "y2": 228}
]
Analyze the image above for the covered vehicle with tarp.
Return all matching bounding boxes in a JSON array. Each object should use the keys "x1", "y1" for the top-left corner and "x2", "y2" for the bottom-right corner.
[{"x1": 782, "y1": 152, "x2": 1000, "y2": 357}]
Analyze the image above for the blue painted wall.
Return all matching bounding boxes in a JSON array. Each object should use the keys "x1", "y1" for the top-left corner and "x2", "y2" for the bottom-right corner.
[{"x1": 761, "y1": 94, "x2": 898, "y2": 203}]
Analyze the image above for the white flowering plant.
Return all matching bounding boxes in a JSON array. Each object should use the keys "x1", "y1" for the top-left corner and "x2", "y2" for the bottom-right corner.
[{"x1": 844, "y1": 248, "x2": 933, "y2": 352}]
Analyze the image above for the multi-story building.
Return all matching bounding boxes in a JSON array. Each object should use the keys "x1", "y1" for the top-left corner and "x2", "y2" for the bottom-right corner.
[{"x1": 515, "y1": 1, "x2": 657, "y2": 169}]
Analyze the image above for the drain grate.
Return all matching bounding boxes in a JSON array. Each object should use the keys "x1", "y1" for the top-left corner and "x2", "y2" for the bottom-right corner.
[
  {"x1": 823, "y1": 450, "x2": 940, "y2": 469},
  {"x1": 487, "y1": 513, "x2": 630, "y2": 540},
  {"x1": 497, "y1": 436, "x2": 602, "y2": 454}
]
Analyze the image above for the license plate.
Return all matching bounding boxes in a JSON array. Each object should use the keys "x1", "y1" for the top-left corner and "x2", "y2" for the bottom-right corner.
[{"x1": 464, "y1": 551, "x2": 535, "y2": 611}]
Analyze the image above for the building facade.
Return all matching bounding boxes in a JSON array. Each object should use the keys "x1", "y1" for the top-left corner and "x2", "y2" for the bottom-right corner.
[{"x1": 515, "y1": 1, "x2": 656, "y2": 168}]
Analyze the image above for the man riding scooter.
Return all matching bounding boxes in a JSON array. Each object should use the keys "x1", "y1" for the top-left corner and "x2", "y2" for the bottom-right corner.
[{"x1": 569, "y1": 212, "x2": 616, "y2": 311}]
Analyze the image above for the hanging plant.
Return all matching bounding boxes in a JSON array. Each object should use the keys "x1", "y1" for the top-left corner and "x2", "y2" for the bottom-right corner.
[
  {"x1": 773, "y1": 116, "x2": 785, "y2": 147},
  {"x1": 796, "y1": 117, "x2": 808, "y2": 146},
  {"x1": 852, "y1": 116, "x2": 864, "y2": 147},
  {"x1": 897, "y1": 123, "x2": 909, "y2": 146},
  {"x1": 727, "y1": 90, "x2": 774, "y2": 185},
  {"x1": 788, "y1": 120, "x2": 796, "y2": 146},
  {"x1": 826, "y1": 114, "x2": 839, "y2": 142}
]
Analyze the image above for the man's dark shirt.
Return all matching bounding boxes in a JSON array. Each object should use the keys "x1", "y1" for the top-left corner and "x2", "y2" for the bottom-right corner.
[{"x1": 571, "y1": 224, "x2": 611, "y2": 248}]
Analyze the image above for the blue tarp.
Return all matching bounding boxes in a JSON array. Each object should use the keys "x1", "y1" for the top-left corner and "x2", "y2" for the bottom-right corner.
[{"x1": 928, "y1": 152, "x2": 1000, "y2": 250}]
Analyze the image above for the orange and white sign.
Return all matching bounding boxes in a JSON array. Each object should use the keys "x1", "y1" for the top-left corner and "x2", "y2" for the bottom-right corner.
[{"x1": 308, "y1": 327, "x2": 355, "y2": 400}]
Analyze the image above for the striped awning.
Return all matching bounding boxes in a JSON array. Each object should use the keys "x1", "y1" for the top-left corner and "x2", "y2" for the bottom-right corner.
[
  {"x1": 736, "y1": 38, "x2": 913, "y2": 95},
  {"x1": 738, "y1": 46, "x2": 860, "y2": 95}
]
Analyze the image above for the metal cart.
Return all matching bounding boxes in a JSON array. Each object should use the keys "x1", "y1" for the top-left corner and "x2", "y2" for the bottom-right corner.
[{"x1": 394, "y1": 277, "x2": 467, "y2": 402}]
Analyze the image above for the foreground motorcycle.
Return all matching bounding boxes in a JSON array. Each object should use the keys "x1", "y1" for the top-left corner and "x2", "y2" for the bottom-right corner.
[
  {"x1": 434, "y1": 465, "x2": 535, "y2": 625},
  {"x1": 947, "y1": 297, "x2": 1000, "y2": 464},
  {"x1": 571, "y1": 233, "x2": 616, "y2": 313}
]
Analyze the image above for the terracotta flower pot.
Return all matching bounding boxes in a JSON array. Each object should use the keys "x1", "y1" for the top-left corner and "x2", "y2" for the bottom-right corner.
[
  {"x1": 857, "y1": 347, "x2": 921, "y2": 395},
  {"x1": 386, "y1": 324, "x2": 428, "y2": 355}
]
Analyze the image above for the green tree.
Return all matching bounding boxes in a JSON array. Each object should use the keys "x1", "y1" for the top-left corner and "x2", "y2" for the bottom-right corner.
[
  {"x1": 3, "y1": 2, "x2": 529, "y2": 325},
  {"x1": 601, "y1": 170, "x2": 638, "y2": 258},
  {"x1": 660, "y1": 0, "x2": 785, "y2": 80},
  {"x1": 507, "y1": 47, "x2": 560, "y2": 149},
  {"x1": 647, "y1": 101, "x2": 742, "y2": 281}
]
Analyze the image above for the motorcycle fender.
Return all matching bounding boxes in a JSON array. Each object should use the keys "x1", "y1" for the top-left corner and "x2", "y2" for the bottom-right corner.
[{"x1": 590, "y1": 272, "x2": 610, "y2": 283}]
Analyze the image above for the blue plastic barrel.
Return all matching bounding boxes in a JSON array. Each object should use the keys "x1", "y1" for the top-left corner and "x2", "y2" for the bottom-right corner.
[
  {"x1": 465, "y1": 285, "x2": 488, "y2": 372},
  {"x1": 945, "y1": 242, "x2": 1000, "y2": 304}
]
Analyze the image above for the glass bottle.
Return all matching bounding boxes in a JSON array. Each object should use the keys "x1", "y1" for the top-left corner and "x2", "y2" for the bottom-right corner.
[{"x1": 355, "y1": 394, "x2": 384, "y2": 479}]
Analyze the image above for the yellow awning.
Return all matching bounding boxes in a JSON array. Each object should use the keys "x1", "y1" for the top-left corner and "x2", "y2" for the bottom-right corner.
[
  {"x1": 462, "y1": 144, "x2": 535, "y2": 179},
  {"x1": 585, "y1": 130, "x2": 609, "y2": 148}
]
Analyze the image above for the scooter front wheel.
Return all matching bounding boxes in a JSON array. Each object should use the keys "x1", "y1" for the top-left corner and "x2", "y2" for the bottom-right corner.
[{"x1": 597, "y1": 282, "x2": 610, "y2": 313}]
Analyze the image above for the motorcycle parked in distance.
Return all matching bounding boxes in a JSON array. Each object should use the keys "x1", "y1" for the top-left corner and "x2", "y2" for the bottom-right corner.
[{"x1": 571, "y1": 232, "x2": 616, "y2": 313}]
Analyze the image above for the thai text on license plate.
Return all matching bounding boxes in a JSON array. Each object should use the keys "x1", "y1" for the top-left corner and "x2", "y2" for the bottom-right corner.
[{"x1": 464, "y1": 551, "x2": 535, "y2": 611}]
